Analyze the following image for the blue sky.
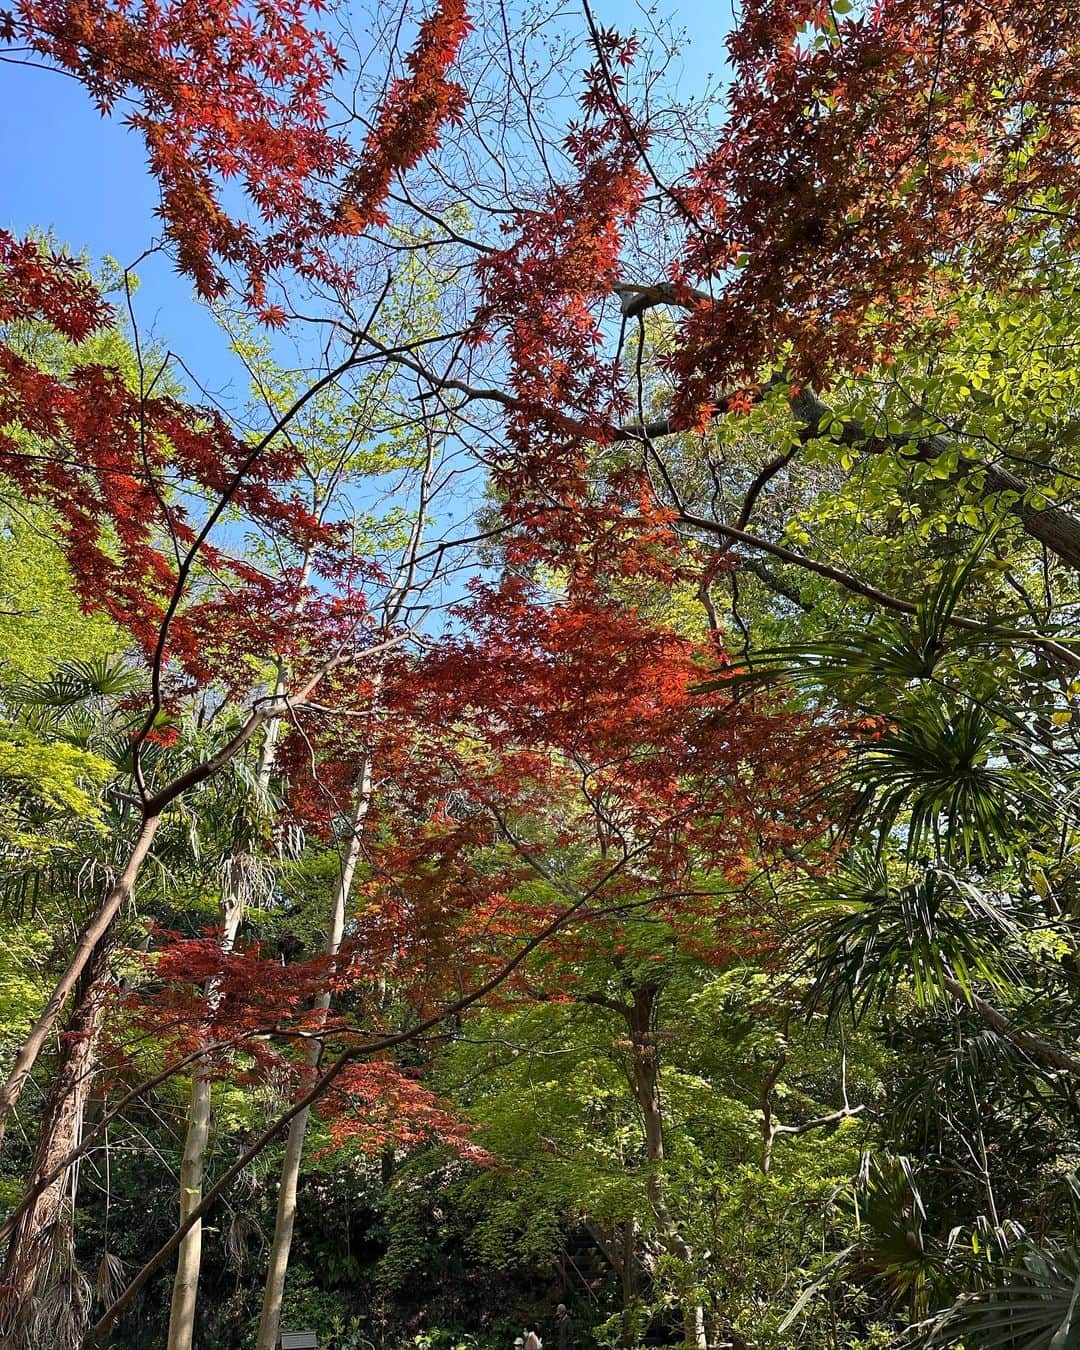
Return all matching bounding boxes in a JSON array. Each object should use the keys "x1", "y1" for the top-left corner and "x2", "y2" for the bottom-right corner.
[
  {"x1": 1, "y1": 53, "x2": 243, "y2": 387},
  {"x1": 0, "y1": 0, "x2": 724, "y2": 398}
]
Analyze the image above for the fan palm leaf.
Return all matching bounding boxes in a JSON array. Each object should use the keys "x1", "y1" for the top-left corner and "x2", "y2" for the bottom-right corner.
[
  {"x1": 926, "y1": 1243, "x2": 1080, "y2": 1349},
  {"x1": 801, "y1": 855, "x2": 1021, "y2": 1023}
]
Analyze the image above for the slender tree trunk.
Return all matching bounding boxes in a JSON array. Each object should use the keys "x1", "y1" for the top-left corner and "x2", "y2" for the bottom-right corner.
[
  {"x1": 759, "y1": 1021, "x2": 789, "y2": 1177},
  {"x1": 256, "y1": 755, "x2": 373, "y2": 1350},
  {"x1": 166, "y1": 1070, "x2": 211, "y2": 1350},
  {"x1": 683, "y1": 1303, "x2": 708, "y2": 1350},
  {"x1": 165, "y1": 888, "x2": 245, "y2": 1350},
  {"x1": 629, "y1": 984, "x2": 665, "y2": 1182},
  {"x1": 166, "y1": 681, "x2": 289, "y2": 1350},
  {"x1": 0, "y1": 941, "x2": 112, "y2": 1341},
  {"x1": 0, "y1": 816, "x2": 160, "y2": 1148}
]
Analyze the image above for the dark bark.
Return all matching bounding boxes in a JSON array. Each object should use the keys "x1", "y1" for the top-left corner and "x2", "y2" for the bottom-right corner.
[
  {"x1": 0, "y1": 816, "x2": 160, "y2": 1146},
  {"x1": 624, "y1": 982, "x2": 707, "y2": 1350},
  {"x1": 0, "y1": 941, "x2": 112, "y2": 1341}
]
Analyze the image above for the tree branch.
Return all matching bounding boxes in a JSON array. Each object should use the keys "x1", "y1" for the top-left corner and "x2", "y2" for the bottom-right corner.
[
  {"x1": 943, "y1": 975, "x2": 1080, "y2": 1077},
  {"x1": 773, "y1": 1104, "x2": 865, "y2": 1136}
]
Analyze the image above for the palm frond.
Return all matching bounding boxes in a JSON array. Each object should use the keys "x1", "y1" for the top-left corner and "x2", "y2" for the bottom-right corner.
[
  {"x1": 925, "y1": 1243, "x2": 1080, "y2": 1349},
  {"x1": 17, "y1": 656, "x2": 142, "y2": 710},
  {"x1": 802, "y1": 855, "x2": 1021, "y2": 1023},
  {"x1": 840, "y1": 1153, "x2": 943, "y2": 1318},
  {"x1": 849, "y1": 695, "x2": 1051, "y2": 865}
]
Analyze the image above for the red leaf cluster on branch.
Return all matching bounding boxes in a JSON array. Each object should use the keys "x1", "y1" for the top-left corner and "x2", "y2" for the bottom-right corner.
[
  {"x1": 340, "y1": 0, "x2": 472, "y2": 232},
  {"x1": 0, "y1": 267, "x2": 336, "y2": 674},
  {"x1": 9, "y1": 0, "x2": 472, "y2": 311},
  {"x1": 673, "y1": 0, "x2": 1080, "y2": 410},
  {"x1": 0, "y1": 230, "x2": 114, "y2": 339},
  {"x1": 317, "y1": 1061, "x2": 492, "y2": 1163}
]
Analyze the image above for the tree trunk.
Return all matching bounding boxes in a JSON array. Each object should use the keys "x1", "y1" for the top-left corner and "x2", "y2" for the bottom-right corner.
[
  {"x1": 256, "y1": 755, "x2": 373, "y2": 1350},
  {"x1": 0, "y1": 815, "x2": 160, "y2": 1148},
  {"x1": 166, "y1": 687, "x2": 290, "y2": 1350},
  {"x1": 166, "y1": 1069, "x2": 211, "y2": 1350},
  {"x1": 0, "y1": 941, "x2": 112, "y2": 1342},
  {"x1": 759, "y1": 1027, "x2": 789, "y2": 1177},
  {"x1": 628, "y1": 983, "x2": 665, "y2": 1188},
  {"x1": 683, "y1": 1304, "x2": 708, "y2": 1350},
  {"x1": 165, "y1": 886, "x2": 245, "y2": 1350}
]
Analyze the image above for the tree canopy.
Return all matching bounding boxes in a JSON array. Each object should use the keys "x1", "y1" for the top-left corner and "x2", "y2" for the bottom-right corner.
[{"x1": 1, "y1": 1, "x2": 1080, "y2": 1348}]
